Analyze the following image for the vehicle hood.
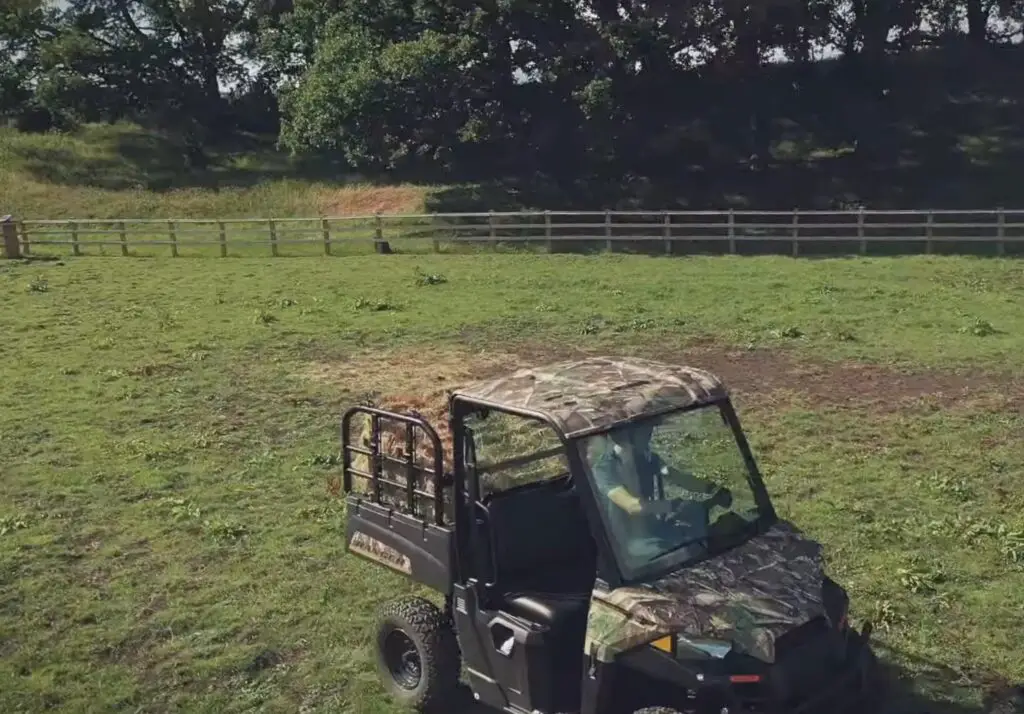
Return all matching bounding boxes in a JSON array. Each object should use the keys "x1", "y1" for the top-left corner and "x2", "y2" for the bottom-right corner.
[{"x1": 585, "y1": 520, "x2": 827, "y2": 664}]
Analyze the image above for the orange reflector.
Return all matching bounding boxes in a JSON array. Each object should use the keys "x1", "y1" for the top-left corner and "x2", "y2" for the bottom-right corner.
[
  {"x1": 730, "y1": 674, "x2": 762, "y2": 684},
  {"x1": 650, "y1": 636, "x2": 674, "y2": 654}
]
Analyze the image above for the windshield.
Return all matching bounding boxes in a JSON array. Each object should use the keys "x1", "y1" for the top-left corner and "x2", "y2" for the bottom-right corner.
[{"x1": 577, "y1": 403, "x2": 770, "y2": 580}]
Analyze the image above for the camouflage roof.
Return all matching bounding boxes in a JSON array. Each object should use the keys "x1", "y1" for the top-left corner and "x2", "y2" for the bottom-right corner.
[{"x1": 454, "y1": 357, "x2": 727, "y2": 437}]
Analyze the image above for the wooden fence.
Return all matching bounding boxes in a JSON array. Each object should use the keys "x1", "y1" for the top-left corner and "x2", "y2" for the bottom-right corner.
[{"x1": 4, "y1": 209, "x2": 1024, "y2": 258}]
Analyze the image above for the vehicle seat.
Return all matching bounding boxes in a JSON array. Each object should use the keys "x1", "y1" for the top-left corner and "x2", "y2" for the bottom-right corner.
[
  {"x1": 484, "y1": 480, "x2": 596, "y2": 631},
  {"x1": 503, "y1": 591, "x2": 590, "y2": 628}
]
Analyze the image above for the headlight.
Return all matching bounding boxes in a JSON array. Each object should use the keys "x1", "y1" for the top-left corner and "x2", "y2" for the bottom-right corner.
[
  {"x1": 651, "y1": 633, "x2": 733, "y2": 659},
  {"x1": 677, "y1": 634, "x2": 732, "y2": 659}
]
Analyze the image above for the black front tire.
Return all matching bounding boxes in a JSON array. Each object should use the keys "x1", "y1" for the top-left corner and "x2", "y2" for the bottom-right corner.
[{"x1": 374, "y1": 596, "x2": 461, "y2": 712}]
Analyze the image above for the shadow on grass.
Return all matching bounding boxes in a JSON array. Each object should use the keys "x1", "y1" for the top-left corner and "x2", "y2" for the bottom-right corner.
[
  {"x1": 446, "y1": 647, "x2": 1024, "y2": 714},
  {"x1": 879, "y1": 646, "x2": 1024, "y2": 714}
]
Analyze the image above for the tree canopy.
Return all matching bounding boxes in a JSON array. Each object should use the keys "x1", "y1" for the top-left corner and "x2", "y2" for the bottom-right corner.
[{"x1": 2, "y1": 0, "x2": 1023, "y2": 206}]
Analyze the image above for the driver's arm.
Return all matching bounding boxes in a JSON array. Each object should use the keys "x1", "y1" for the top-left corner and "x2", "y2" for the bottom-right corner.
[
  {"x1": 591, "y1": 450, "x2": 645, "y2": 515},
  {"x1": 650, "y1": 452, "x2": 718, "y2": 498}
]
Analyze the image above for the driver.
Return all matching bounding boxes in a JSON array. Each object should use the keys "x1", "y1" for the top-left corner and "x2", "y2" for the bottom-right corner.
[{"x1": 589, "y1": 420, "x2": 731, "y2": 531}]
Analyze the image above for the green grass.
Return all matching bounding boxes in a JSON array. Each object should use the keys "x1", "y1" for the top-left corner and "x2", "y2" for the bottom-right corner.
[{"x1": 2, "y1": 254, "x2": 1023, "y2": 713}]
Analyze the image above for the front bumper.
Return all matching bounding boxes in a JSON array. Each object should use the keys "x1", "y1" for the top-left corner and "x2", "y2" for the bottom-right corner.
[{"x1": 711, "y1": 622, "x2": 878, "y2": 714}]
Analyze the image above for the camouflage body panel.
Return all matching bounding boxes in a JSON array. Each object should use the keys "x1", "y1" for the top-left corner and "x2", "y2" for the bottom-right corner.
[
  {"x1": 455, "y1": 357, "x2": 727, "y2": 437},
  {"x1": 584, "y1": 520, "x2": 826, "y2": 664},
  {"x1": 348, "y1": 531, "x2": 413, "y2": 574}
]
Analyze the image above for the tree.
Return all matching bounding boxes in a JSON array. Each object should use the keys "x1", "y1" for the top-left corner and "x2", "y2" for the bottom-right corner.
[
  {"x1": 278, "y1": 21, "x2": 484, "y2": 171},
  {"x1": 0, "y1": 0, "x2": 55, "y2": 125},
  {"x1": 30, "y1": 0, "x2": 278, "y2": 151}
]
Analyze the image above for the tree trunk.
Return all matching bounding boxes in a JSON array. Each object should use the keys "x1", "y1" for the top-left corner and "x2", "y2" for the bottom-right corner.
[
  {"x1": 852, "y1": 0, "x2": 890, "y2": 64},
  {"x1": 966, "y1": 0, "x2": 987, "y2": 45}
]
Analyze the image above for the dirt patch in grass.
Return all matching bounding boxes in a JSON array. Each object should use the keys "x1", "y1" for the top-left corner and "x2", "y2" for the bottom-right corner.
[
  {"x1": 304, "y1": 348, "x2": 528, "y2": 464},
  {"x1": 302, "y1": 347, "x2": 527, "y2": 398},
  {"x1": 303, "y1": 341, "x2": 1024, "y2": 415},
  {"x1": 316, "y1": 185, "x2": 427, "y2": 216},
  {"x1": 676, "y1": 343, "x2": 1024, "y2": 414}
]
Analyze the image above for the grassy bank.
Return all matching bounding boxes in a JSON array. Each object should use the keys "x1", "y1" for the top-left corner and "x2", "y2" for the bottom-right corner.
[{"x1": 0, "y1": 123, "x2": 431, "y2": 220}]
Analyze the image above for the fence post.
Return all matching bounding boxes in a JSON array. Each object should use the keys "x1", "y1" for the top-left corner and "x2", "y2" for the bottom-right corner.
[
  {"x1": 605, "y1": 210, "x2": 613, "y2": 252},
  {"x1": 662, "y1": 211, "x2": 672, "y2": 255},
  {"x1": 544, "y1": 211, "x2": 552, "y2": 253},
  {"x1": 857, "y1": 207, "x2": 866, "y2": 255},
  {"x1": 18, "y1": 219, "x2": 29, "y2": 255},
  {"x1": 168, "y1": 220, "x2": 178, "y2": 257},
  {"x1": 925, "y1": 211, "x2": 934, "y2": 254},
  {"x1": 488, "y1": 211, "x2": 496, "y2": 243},
  {"x1": 218, "y1": 221, "x2": 227, "y2": 257},
  {"x1": 71, "y1": 221, "x2": 81, "y2": 256},
  {"x1": 791, "y1": 209, "x2": 799, "y2": 257},
  {"x1": 728, "y1": 209, "x2": 736, "y2": 254},
  {"x1": 118, "y1": 221, "x2": 128, "y2": 256},
  {"x1": 374, "y1": 212, "x2": 383, "y2": 242},
  {"x1": 321, "y1": 218, "x2": 331, "y2": 256},
  {"x1": 269, "y1": 219, "x2": 278, "y2": 257},
  {"x1": 1, "y1": 215, "x2": 20, "y2": 259},
  {"x1": 997, "y1": 207, "x2": 1006, "y2": 256}
]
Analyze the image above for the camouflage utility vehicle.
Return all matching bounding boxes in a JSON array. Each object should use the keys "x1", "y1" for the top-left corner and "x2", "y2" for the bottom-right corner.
[{"x1": 340, "y1": 357, "x2": 880, "y2": 714}]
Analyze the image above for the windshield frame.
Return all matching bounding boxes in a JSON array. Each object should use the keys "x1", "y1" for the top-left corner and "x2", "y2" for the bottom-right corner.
[{"x1": 572, "y1": 397, "x2": 777, "y2": 585}]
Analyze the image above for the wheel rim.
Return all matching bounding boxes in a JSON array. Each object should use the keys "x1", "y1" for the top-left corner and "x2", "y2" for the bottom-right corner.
[{"x1": 382, "y1": 629, "x2": 422, "y2": 691}]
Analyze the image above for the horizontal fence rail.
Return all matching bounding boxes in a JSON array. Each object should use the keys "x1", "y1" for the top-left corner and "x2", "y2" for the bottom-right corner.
[{"x1": 4, "y1": 209, "x2": 1024, "y2": 258}]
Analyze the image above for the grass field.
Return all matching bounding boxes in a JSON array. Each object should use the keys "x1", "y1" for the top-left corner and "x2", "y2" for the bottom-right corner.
[{"x1": 2, "y1": 253, "x2": 1024, "y2": 714}]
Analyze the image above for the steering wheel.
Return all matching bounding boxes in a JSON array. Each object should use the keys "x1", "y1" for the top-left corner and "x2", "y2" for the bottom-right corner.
[{"x1": 663, "y1": 486, "x2": 732, "y2": 512}]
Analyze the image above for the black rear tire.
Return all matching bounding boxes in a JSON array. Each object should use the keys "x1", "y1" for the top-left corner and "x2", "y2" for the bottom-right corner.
[{"x1": 374, "y1": 596, "x2": 461, "y2": 712}]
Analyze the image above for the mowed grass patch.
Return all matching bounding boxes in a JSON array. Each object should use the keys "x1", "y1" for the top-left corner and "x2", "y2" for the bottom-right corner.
[
  {"x1": 1, "y1": 254, "x2": 1023, "y2": 713},
  {"x1": 4, "y1": 253, "x2": 1024, "y2": 368}
]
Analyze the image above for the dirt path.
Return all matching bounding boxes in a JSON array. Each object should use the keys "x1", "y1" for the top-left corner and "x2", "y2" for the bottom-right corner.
[
  {"x1": 305, "y1": 342, "x2": 1024, "y2": 415},
  {"x1": 316, "y1": 185, "x2": 426, "y2": 216},
  {"x1": 668, "y1": 344, "x2": 1024, "y2": 414}
]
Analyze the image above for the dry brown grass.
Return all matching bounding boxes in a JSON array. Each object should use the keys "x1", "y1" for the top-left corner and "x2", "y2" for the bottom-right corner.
[
  {"x1": 303, "y1": 346, "x2": 525, "y2": 402},
  {"x1": 315, "y1": 185, "x2": 428, "y2": 216},
  {"x1": 309, "y1": 346, "x2": 530, "y2": 515}
]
